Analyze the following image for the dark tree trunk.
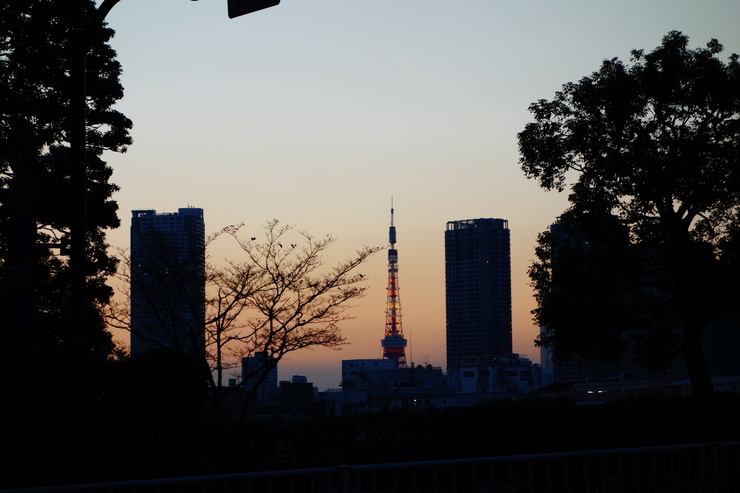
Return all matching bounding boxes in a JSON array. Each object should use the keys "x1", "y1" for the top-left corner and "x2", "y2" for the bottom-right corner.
[
  {"x1": 667, "y1": 229, "x2": 715, "y2": 399},
  {"x1": 681, "y1": 323, "x2": 714, "y2": 398}
]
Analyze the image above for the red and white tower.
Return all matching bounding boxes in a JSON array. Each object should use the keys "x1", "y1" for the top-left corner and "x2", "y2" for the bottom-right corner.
[{"x1": 381, "y1": 201, "x2": 407, "y2": 367}]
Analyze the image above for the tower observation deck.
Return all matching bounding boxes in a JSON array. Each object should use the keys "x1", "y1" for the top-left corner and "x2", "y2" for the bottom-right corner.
[{"x1": 381, "y1": 201, "x2": 407, "y2": 367}]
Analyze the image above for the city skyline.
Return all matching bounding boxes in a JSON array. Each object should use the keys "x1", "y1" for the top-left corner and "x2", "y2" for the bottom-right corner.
[{"x1": 99, "y1": 0, "x2": 740, "y2": 389}]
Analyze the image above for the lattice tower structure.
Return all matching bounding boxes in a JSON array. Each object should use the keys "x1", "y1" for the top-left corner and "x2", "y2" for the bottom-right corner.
[{"x1": 381, "y1": 204, "x2": 407, "y2": 367}]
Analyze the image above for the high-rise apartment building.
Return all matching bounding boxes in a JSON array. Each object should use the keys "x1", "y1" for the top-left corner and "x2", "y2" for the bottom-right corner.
[
  {"x1": 130, "y1": 207, "x2": 205, "y2": 357},
  {"x1": 445, "y1": 218, "x2": 512, "y2": 374}
]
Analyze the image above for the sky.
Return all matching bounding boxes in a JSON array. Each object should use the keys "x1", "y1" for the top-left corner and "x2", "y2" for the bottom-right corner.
[{"x1": 99, "y1": 0, "x2": 740, "y2": 390}]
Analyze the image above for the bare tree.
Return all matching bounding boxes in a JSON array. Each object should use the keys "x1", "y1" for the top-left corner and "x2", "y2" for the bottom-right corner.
[
  {"x1": 106, "y1": 220, "x2": 380, "y2": 419},
  {"x1": 226, "y1": 220, "x2": 380, "y2": 418}
]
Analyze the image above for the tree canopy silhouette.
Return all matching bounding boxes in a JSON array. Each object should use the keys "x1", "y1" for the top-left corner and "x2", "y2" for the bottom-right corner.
[
  {"x1": 1, "y1": 0, "x2": 132, "y2": 411},
  {"x1": 519, "y1": 31, "x2": 740, "y2": 397}
]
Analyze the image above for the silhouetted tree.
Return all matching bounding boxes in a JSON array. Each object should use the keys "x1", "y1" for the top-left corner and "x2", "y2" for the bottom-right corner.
[
  {"x1": 0, "y1": 1, "x2": 131, "y2": 419},
  {"x1": 226, "y1": 220, "x2": 380, "y2": 418},
  {"x1": 530, "y1": 212, "x2": 633, "y2": 365},
  {"x1": 519, "y1": 31, "x2": 740, "y2": 397},
  {"x1": 108, "y1": 220, "x2": 380, "y2": 418},
  {"x1": 530, "y1": 211, "x2": 701, "y2": 375}
]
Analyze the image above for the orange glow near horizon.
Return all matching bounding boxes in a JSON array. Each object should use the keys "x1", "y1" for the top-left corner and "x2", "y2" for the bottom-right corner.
[{"x1": 101, "y1": 0, "x2": 738, "y2": 390}]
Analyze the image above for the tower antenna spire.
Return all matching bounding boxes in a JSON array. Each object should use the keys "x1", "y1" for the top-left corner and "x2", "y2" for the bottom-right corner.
[
  {"x1": 389, "y1": 196, "x2": 396, "y2": 246},
  {"x1": 381, "y1": 198, "x2": 407, "y2": 367},
  {"x1": 391, "y1": 196, "x2": 394, "y2": 223}
]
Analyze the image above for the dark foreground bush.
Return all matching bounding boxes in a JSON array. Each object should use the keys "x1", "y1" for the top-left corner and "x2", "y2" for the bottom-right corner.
[{"x1": 2, "y1": 394, "x2": 739, "y2": 488}]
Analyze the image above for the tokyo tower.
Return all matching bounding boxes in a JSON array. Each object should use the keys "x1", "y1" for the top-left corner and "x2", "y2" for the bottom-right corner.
[{"x1": 381, "y1": 200, "x2": 407, "y2": 368}]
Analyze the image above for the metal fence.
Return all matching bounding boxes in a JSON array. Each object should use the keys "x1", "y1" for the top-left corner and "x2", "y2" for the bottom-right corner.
[{"x1": 4, "y1": 441, "x2": 739, "y2": 493}]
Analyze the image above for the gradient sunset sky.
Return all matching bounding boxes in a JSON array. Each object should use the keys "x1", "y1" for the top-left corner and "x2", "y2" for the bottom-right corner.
[{"x1": 100, "y1": 0, "x2": 740, "y2": 389}]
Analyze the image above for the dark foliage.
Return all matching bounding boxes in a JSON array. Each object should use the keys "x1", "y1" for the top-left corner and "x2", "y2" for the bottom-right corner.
[
  {"x1": 519, "y1": 31, "x2": 740, "y2": 397},
  {"x1": 3, "y1": 395, "x2": 740, "y2": 488},
  {"x1": 1, "y1": 1, "x2": 131, "y2": 331},
  {"x1": 1, "y1": 3, "x2": 132, "y2": 482},
  {"x1": 1, "y1": 0, "x2": 131, "y2": 395}
]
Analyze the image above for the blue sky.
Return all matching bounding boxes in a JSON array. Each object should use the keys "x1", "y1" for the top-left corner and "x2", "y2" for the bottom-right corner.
[{"x1": 100, "y1": 0, "x2": 740, "y2": 389}]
